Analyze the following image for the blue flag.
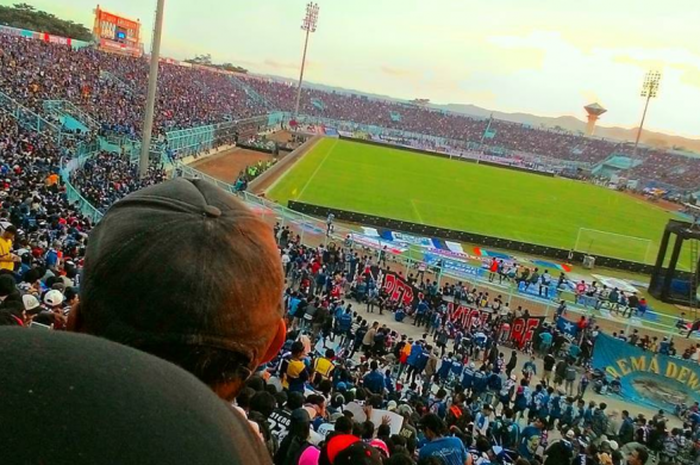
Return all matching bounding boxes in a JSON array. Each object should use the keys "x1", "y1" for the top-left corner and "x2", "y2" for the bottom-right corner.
[{"x1": 556, "y1": 317, "x2": 579, "y2": 337}]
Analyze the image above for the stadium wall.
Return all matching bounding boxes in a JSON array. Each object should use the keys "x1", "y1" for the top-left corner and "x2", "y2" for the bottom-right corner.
[
  {"x1": 337, "y1": 136, "x2": 557, "y2": 178},
  {"x1": 288, "y1": 200, "x2": 656, "y2": 275}
]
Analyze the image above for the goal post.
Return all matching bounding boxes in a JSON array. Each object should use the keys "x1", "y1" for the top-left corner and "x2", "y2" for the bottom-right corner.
[{"x1": 574, "y1": 227, "x2": 654, "y2": 264}]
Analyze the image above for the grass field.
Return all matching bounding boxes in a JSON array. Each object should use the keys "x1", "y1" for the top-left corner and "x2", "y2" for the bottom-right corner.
[{"x1": 269, "y1": 138, "x2": 678, "y2": 263}]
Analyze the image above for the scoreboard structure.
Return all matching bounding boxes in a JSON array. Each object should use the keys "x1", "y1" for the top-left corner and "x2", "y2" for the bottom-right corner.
[{"x1": 93, "y1": 5, "x2": 142, "y2": 57}]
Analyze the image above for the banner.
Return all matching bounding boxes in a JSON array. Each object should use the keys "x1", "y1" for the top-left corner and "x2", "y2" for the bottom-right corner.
[
  {"x1": 592, "y1": 334, "x2": 700, "y2": 411},
  {"x1": 373, "y1": 269, "x2": 543, "y2": 345}
]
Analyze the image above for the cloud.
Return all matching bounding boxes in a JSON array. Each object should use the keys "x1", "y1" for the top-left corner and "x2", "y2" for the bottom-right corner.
[
  {"x1": 262, "y1": 59, "x2": 318, "y2": 71},
  {"x1": 675, "y1": 64, "x2": 700, "y2": 88},
  {"x1": 379, "y1": 66, "x2": 418, "y2": 78}
]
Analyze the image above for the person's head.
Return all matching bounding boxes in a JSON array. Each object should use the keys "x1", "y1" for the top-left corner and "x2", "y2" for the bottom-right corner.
[
  {"x1": 250, "y1": 391, "x2": 276, "y2": 418},
  {"x1": 289, "y1": 408, "x2": 311, "y2": 440},
  {"x1": 361, "y1": 420, "x2": 375, "y2": 440},
  {"x1": 291, "y1": 340, "x2": 305, "y2": 358},
  {"x1": 0, "y1": 328, "x2": 271, "y2": 464},
  {"x1": 334, "y1": 415, "x2": 353, "y2": 435},
  {"x1": 68, "y1": 179, "x2": 287, "y2": 401},
  {"x1": 419, "y1": 413, "x2": 446, "y2": 440},
  {"x1": 286, "y1": 391, "x2": 305, "y2": 411},
  {"x1": 0, "y1": 274, "x2": 16, "y2": 299},
  {"x1": 2, "y1": 224, "x2": 16, "y2": 241},
  {"x1": 627, "y1": 448, "x2": 648, "y2": 465},
  {"x1": 370, "y1": 360, "x2": 379, "y2": 371}
]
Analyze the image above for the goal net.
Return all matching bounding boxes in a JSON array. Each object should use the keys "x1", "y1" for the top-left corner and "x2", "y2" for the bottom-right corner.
[{"x1": 574, "y1": 228, "x2": 654, "y2": 264}]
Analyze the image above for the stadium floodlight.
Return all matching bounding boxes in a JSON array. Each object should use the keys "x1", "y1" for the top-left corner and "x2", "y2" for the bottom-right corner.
[
  {"x1": 294, "y1": 2, "x2": 320, "y2": 116},
  {"x1": 633, "y1": 70, "x2": 661, "y2": 157},
  {"x1": 139, "y1": 0, "x2": 166, "y2": 179}
]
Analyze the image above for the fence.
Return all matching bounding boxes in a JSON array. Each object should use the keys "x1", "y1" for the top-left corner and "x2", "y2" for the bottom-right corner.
[
  {"x1": 0, "y1": 91, "x2": 63, "y2": 141},
  {"x1": 43, "y1": 99, "x2": 100, "y2": 131},
  {"x1": 164, "y1": 115, "x2": 269, "y2": 160}
]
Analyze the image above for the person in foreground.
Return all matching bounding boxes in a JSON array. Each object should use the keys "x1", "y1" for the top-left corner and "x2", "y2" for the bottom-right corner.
[
  {"x1": 68, "y1": 178, "x2": 287, "y2": 400},
  {"x1": 0, "y1": 327, "x2": 271, "y2": 464}
]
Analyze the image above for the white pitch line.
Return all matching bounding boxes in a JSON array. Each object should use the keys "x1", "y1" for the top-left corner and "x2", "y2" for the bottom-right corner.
[
  {"x1": 296, "y1": 139, "x2": 338, "y2": 200},
  {"x1": 411, "y1": 199, "x2": 425, "y2": 223}
]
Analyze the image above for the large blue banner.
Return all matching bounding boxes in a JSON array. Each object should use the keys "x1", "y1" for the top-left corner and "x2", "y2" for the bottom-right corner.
[{"x1": 593, "y1": 334, "x2": 700, "y2": 411}]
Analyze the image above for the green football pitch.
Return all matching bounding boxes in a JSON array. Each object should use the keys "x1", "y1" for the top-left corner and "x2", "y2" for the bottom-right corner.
[{"x1": 269, "y1": 138, "x2": 678, "y2": 263}]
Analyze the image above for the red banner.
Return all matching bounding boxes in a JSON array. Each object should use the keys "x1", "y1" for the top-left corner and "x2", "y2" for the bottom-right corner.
[{"x1": 373, "y1": 268, "x2": 544, "y2": 345}]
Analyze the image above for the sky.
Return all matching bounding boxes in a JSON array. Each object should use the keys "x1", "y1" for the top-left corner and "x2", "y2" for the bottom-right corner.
[{"x1": 19, "y1": 0, "x2": 700, "y2": 138}]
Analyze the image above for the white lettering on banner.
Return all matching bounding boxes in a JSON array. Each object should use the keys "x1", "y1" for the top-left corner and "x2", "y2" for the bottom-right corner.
[{"x1": 47, "y1": 34, "x2": 69, "y2": 45}]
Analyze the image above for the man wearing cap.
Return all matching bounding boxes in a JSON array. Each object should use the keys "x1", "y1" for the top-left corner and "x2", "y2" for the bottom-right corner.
[{"x1": 68, "y1": 179, "x2": 287, "y2": 401}]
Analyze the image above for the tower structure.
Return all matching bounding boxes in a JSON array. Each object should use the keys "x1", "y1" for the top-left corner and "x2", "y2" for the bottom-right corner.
[{"x1": 584, "y1": 102, "x2": 607, "y2": 136}]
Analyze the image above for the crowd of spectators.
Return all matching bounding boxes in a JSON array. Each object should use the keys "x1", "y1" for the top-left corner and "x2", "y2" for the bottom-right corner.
[
  {"x1": 627, "y1": 150, "x2": 700, "y2": 190},
  {"x1": 0, "y1": 35, "x2": 268, "y2": 137},
  {"x1": 2, "y1": 34, "x2": 700, "y2": 191},
  {"x1": 69, "y1": 151, "x2": 166, "y2": 212}
]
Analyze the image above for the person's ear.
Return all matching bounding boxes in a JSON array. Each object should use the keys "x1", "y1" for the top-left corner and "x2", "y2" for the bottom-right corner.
[
  {"x1": 260, "y1": 318, "x2": 287, "y2": 364},
  {"x1": 66, "y1": 301, "x2": 84, "y2": 332}
]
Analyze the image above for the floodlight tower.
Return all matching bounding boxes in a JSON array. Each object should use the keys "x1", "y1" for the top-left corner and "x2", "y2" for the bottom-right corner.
[
  {"x1": 139, "y1": 0, "x2": 166, "y2": 178},
  {"x1": 633, "y1": 70, "x2": 661, "y2": 157},
  {"x1": 584, "y1": 103, "x2": 607, "y2": 136},
  {"x1": 294, "y1": 2, "x2": 320, "y2": 116}
]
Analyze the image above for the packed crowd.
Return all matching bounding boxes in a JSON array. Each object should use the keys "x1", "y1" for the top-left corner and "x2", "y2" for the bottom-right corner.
[
  {"x1": 1, "y1": 33, "x2": 699, "y2": 190},
  {"x1": 69, "y1": 151, "x2": 166, "y2": 212},
  {"x1": 0, "y1": 35, "x2": 267, "y2": 137}
]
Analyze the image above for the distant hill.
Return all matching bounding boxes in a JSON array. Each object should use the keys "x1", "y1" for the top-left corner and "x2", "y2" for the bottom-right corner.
[{"x1": 436, "y1": 103, "x2": 700, "y2": 154}]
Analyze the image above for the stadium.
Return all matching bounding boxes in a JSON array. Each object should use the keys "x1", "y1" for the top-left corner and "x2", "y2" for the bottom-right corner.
[{"x1": 2, "y1": 1, "x2": 700, "y2": 463}]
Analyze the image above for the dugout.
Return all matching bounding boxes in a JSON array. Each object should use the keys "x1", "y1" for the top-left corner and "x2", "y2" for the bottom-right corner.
[{"x1": 648, "y1": 219, "x2": 700, "y2": 306}]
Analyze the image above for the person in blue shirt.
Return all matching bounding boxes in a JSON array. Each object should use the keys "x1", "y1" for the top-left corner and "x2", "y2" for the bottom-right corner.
[
  {"x1": 539, "y1": 330, "x2": 553, "y2": 355},
  {"x1": 487, "y1": 369, "x2": 502, "y2": 405},
  {"x1": 415, "y1": 298, "x2": 430, "y2": 328},
  {"x1": 450, "y1": 358, "x2": 463, "y2": 383},
  {"x1": 429, "y1": 388, "x2": 448, "y2": 419},
  {"x1": 406, "y1": 341, "x2": 428, "y2": 384},
  {"x1": 548, "y1": 387, "x2": 561, "y2": 429},
  {"x1": 461, "y1": 362, "x2": 475, "y2": 388},
  {"x1": 472, "y1": 368, "x2": 488, "y2": 398},
  {"x1": 437, "y1": 353, "x2": 454, "y2": 382},
  {"x1": 418, "y1": 414, "x2": 469, "y2": 465},
  {"x1": 518, "y1": 417, "x2": 545, "y2": 461},
  {"x1": 384, "y1": 369, "x2": 395, "y2": 395},
  {"x1": 522, "y1": 356, "x2": 538, "y2": 378},
  {"x1": 363, "y1": 360, "x2": 385, "y2": 394},
  {"x1": 337, "y1": 308, "x2": 353, "y2": 349}
]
